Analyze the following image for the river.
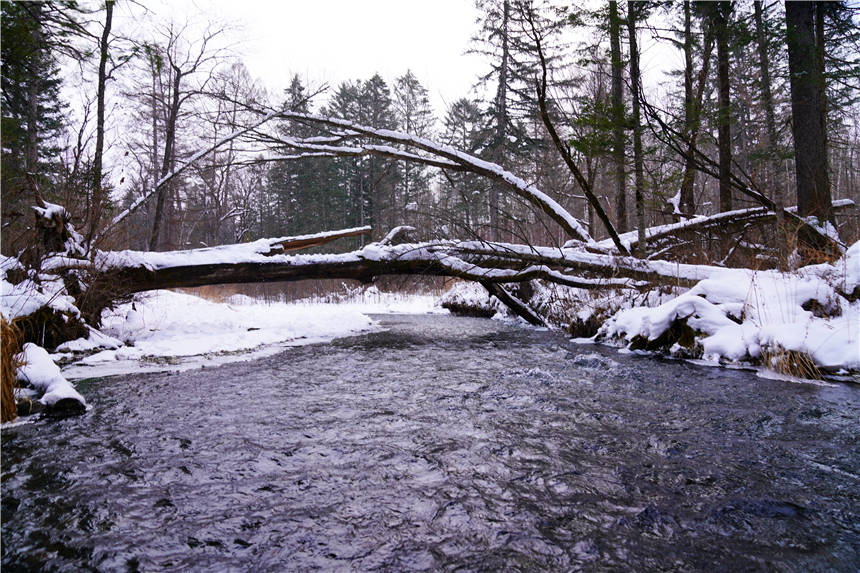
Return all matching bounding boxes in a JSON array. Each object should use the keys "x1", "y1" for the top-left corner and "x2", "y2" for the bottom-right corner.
[{"x1": 2, "y1": 314, "x2": 858, "y2": 571}]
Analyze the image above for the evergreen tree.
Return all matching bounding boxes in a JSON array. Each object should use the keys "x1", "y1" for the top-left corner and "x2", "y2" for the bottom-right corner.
[
  {"x1": 472, "y1": 0, "x2": 539, "y2": 240},
  {"x1": 440, "y1": 97, "x2": 489, "y2": 234},
  {"x1": 358, "y1": 74, "x2": 398, "y2": 238},
  {"x1": 393, "y1": 70, "x2": 434, "y2": 230},
  {"x1": 266, "y1": 75, "x2": 319, "y2": 235},
  {"x1": 1, "y1": 0, "x2": 68, "y2": 252}
]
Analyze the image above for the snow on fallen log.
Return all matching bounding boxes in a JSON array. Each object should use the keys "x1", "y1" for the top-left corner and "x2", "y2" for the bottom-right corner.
[
  {"x1": 592, "y1": 199, "x2": 856, "y2": 254},
  {"x1": 16, "y1": 343, "x2": 86, "y2": 414}
]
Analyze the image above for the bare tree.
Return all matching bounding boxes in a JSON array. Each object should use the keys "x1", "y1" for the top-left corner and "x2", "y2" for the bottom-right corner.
[
  {"x1": 146, "y1": 21, "x2": 226, "y2": 251},
  {"x1": 86, "y1": 0, "x2": 114, "y2": 245}
]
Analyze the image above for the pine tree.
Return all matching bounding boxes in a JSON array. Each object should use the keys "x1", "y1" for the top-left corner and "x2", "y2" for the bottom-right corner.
[
  {"x1": 1, "y1": 0, "x2": 68, "y2": 252},
  {"x1": 440, "y1": 97, "x2": 489, "y2": 234},
  {"x1": 393, "y1": 70, "x2": 434, "y2": 230},
  {"x1": 359, "y1": 74, "x2": 397, "y2": 238},
  {"x1": 471, "y1": 0, "x2": 540, "y2": 240}
]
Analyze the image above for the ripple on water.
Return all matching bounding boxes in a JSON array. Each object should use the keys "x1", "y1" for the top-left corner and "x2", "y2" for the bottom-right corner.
[{"x1": 2, "y1": 314, "x2": 858, "y2": 571}]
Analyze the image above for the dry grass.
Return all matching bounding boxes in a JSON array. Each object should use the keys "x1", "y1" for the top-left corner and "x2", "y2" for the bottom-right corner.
[
  {"x1": 1, "y1": 317, "x2": 23, "y2": 423},
  {"x1": 760, "y1": 345, "x2": 823, "y2": 381}
]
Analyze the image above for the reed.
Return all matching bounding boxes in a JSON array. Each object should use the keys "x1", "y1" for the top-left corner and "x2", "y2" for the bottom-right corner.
[{"x1": 1, "y1": 317, "x2": 23, "y2": 422}]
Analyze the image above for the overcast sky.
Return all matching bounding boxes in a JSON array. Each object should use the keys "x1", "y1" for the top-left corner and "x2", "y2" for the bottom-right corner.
[{"x1": 116, "y1": 0, "x2": 487, "y2": 114}]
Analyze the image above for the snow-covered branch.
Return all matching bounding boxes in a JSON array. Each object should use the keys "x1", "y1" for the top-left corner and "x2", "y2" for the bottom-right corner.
[{"x1": 260, "y1": 111, "x2": 594, "y2": 245}]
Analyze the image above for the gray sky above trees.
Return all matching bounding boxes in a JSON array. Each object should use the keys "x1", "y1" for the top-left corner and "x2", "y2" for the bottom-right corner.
[{"x1": 116, "y1": 0, "x2": 486, "y2": 112}]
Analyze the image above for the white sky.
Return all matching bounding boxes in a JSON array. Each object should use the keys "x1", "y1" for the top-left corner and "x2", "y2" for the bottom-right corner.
[{"x1": 115, "y1": 0, "x2": 486, "y2": 114}]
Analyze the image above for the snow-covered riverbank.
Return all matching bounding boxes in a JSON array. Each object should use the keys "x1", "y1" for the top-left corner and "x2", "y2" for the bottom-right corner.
[{"x1": 54, "y1": 289, "x2": 446, "y2": 380}]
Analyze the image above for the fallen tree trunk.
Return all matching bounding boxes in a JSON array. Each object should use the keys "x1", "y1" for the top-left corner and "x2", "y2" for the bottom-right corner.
[
  {"x1": 599, "y1": 199, "x2": 856, "y2": 258},
  {"x1": 86, "y1": 237, "x2": 727, "y2": 304}
]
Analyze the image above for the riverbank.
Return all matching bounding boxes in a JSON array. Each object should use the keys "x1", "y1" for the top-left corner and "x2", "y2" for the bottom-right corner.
[{"x1": 55, "y1": 288, "x2": 446, "y2": 380}]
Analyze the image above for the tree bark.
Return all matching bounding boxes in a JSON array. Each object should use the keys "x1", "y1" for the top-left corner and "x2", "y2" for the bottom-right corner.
[
  {"x1": 786, "y1": 1, "x2": 834, "y2": 227},
  {"x1": 25, "y1": 2, "x2": 44, "y2": 175},
  {"x1": 87, "y1": 0, "x2": 114, "y2": 245},
  {"x1": 149, "y1": 65, "x2": 183, "y2": 251},
  {"x1": 714, "y1": 2, "x2": 733, "y2": 213},
  {"x1": 609, "y1": 1, "x2": 627, "y2": 233},
  {"x1": 814, "y1": 2, "x2": 828, "y2": 160},
  {"x1": 678, "y1": 6, "x2": 713, "y2": 219},
  {"x1": 753, "y1": 0, "x2": 783, "y2": 219},
  {"x1": 489, "y1": 0, "x2": 511, "y2": 243},
  {"x1": 626, "y1": 2, "x2": 646, "y2": 257}
]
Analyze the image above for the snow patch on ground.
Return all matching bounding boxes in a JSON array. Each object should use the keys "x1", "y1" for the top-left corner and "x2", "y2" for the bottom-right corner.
[{"x1": 61, "y1": 289, "x2": 445, "y2": 380}]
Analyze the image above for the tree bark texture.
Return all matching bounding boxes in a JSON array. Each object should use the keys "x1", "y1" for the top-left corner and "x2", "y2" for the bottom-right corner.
[
  {"x1": 626, "y1": 2, "x2": 646, "y2": 257},
  {"x1": 679, "y1": 6, "x2": 713, "y2": 219},
  {"x1": 715, "y1": 2, "x2": 733, "y2": 213},
  {"x1": 609, "y1": 1, "x2": 627, "y2": 232},
  {"x1": 753, "y1": 0, "x2": 783, "y2": 217},
  {"x1": 88, "y1": 0, "x2": 114, "y2": 244},
  {"x1": 149, "y1": 64, "x2": 183, "y2": 251},
  {"x1": 786, "y1": 1, "x2": 833, "y2": 225}
]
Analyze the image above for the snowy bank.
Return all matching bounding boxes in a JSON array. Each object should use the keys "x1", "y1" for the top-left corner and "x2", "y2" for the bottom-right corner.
[
  {"x1": 596, "y1": 242, "x2": 860, "y2": 378},
  {"x1": 59, "y1": 289, "x2": 444, "y2": 379}
]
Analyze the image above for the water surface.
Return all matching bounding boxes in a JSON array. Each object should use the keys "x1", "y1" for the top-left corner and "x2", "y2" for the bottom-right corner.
[{"x1": 2, "y1": 315, "x2": 858, "y2": 571}]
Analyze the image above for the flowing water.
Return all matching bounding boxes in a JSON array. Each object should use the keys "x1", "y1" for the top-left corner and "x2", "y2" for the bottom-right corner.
[{"x1": 2, "y1": 314, "x2": 858, "y2": 572}]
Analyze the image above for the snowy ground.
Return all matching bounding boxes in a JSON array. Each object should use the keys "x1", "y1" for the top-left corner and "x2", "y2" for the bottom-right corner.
[{"x1": 57, "y1": 289, "x2": 446, "y2": 380}]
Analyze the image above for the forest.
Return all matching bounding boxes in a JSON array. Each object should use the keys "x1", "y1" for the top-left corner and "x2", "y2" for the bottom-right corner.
[
  {"x1": 1, "y1": 0, "x2": 859, "y2": 420},
  {"x1": 3, "y1": 2, "x2": 860, "y2": 570},
  {"x1": 2, "y1": 0, "x2": 857, "y2": 255}
]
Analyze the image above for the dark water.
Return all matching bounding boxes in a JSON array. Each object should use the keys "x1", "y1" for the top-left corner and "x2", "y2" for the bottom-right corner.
[{"x1": 2, "y1": 314, "x2": 858, "y2": 572}]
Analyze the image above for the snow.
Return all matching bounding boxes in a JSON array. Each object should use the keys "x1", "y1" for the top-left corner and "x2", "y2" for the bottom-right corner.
[
  {"x1": 61, "y1": 288, "x2": 445, "y2": 380},
  {"x1": 597, "y1": 244, "x2": 860, "y2": 373},
  {"x1": 16, "y1": 343, "x2": 86, "y2": 407},
  {"x1": 1, "y1": 265, "x2": 80, "y2": 321},
  {"x1": 440, "y1": 281, "x2": 507, "y2": 317}
]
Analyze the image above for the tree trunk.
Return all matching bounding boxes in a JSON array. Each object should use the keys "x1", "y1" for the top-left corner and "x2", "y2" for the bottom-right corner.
[
  {"x1": 715, "y1": 2, "x2": 733, "y2": 213},
  {"x1": 753, "y1": 0, "x2": 784, "y2": 220},
  {"x1": 87, "y1": 0, "x2": 114, "y2": 245},
  {"x1": 149, "y1": 66, "x2": 183, "y2": 251},
  {"x1": 786, "y1": 1, "x2": 833, "y2": 227},
  {"x1": 25, "y1": 2, "x2": 43, "y2": 174},
  {"x1": 814, "y1": 2, "x2": 828, "y2": 160},
  {"x1": 609, "y1": 1, "x2": 627, "y2": 232},
  {"x1": 679, "y1": 24, "x2": 714, "y2": 218},
  {"x1": 627, "y1": 2, "x2": 646, "y2": 257},
  {"x1": 489, "y1": 0, "x2": 511, "y2": 243}
]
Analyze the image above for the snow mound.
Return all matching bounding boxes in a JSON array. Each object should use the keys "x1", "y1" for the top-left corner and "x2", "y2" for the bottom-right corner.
[
  {"x1": 598, "y1": 246, "x2": 860, "y2": 372},
  {"x1": 17, "y1": 343, "x2": 86, "y2": 408},
  {"x1": 439, "y1": 281, "x2": 507, "y2": 318}
]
